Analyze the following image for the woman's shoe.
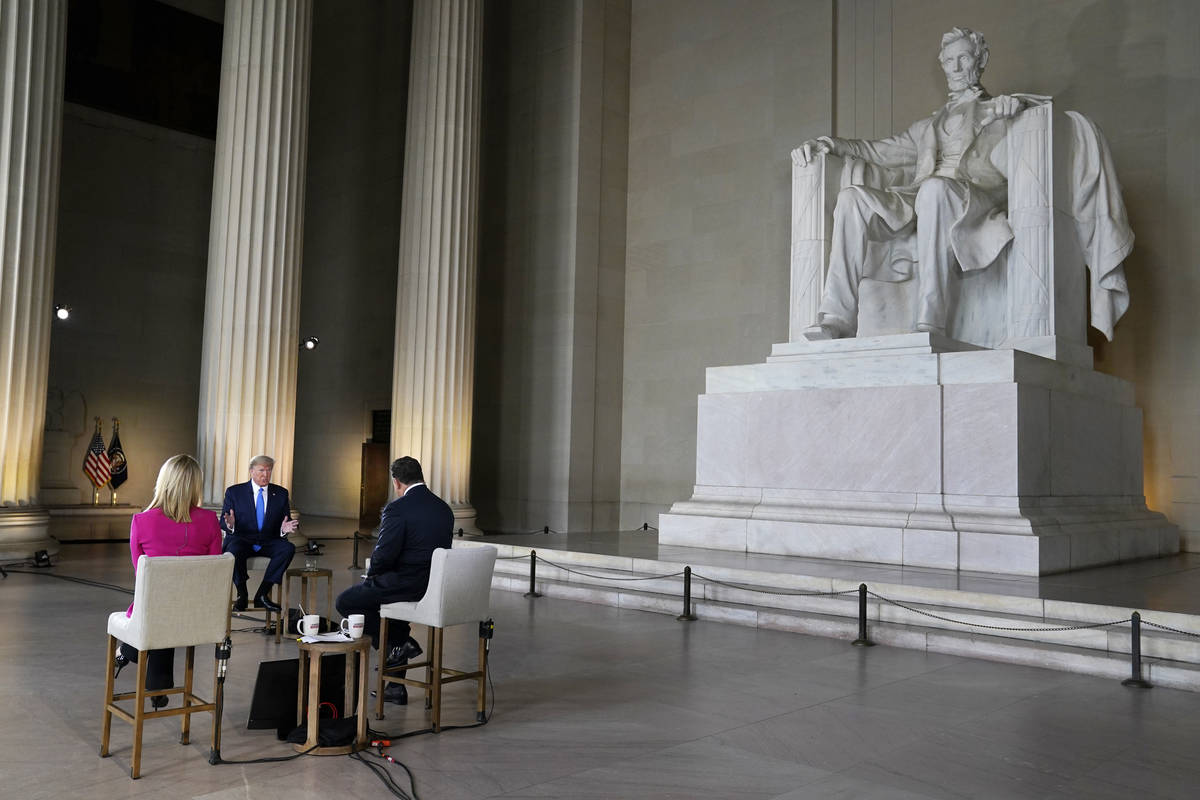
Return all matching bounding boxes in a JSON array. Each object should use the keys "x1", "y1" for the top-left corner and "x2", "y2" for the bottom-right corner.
[
  {"x1": 113, "y1": 651, "x2": 130, "y2": 679},
  {"x1": 151, "y1": 694, "x2": 168, "y2": 710}
]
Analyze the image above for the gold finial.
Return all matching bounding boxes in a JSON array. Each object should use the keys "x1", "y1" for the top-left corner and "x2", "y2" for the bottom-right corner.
[{"x1": 94, "y1": 416, "x2": 102, "y2": 432}]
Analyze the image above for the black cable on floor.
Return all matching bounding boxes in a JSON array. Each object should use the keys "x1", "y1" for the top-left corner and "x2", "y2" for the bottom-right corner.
[
  {"x1": 350, "y1": 750, "x2": 417, "y2": 800},
  {"x1": 2, "y1": 567, "x2": 132, "y2": 595},
  {"x1": 211, "y1": 743, "x2": 321, "y2": 764}
]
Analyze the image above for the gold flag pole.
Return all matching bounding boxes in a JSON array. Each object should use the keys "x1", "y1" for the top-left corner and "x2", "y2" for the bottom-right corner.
[
  {"x1": 110, "y1": 417, "x2": 120, "y2": 506},
  {"x1": 92, "y1": 417, "x2": 102, "y2": 506}
]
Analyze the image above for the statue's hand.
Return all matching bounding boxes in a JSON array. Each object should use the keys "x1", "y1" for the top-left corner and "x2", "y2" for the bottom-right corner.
[
  {"x1": 978, "y1": 95, "x2": 1024, "y2": 129},
  {"x1": 793, "y1": 136, "x2": 837, "y2": 167}
]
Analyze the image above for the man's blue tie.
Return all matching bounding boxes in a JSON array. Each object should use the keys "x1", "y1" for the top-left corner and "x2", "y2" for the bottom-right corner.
[{"x1": 256, "y1": 486, "x2": 265, "y2": 530}]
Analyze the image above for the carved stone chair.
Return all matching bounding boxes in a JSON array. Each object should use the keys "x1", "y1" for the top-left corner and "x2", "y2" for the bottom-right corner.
[
  {"x1": 101, "y1": 553, "x2": 234, "y2": 779},
  {"x1": 375, "y1": 546, "x2": 497, "y2": 731},
  {"x1": 790, "y1": 101, "x2": 1094, "y2": 367}
]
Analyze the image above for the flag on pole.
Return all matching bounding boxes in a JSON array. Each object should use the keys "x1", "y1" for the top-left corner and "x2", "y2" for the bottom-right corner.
[
  {"x1": 108, "y1": 417, "x2": 128, "y2": 490},
  {"x1": 83, "y1": 418, "x2": 111, "y2": 488}
]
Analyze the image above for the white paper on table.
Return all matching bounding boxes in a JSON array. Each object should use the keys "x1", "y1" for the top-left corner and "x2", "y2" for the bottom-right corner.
[{"x1": 299, "y1": 632, "x2": 351, "y2": 643}]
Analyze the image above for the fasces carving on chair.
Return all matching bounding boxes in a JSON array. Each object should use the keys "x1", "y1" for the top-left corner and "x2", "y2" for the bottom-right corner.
[{"x1": 790, "y1": 27, "x2": 1131, "y2": 354}]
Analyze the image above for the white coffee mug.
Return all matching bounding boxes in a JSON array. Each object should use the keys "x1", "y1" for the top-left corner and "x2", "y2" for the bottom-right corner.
[
  {"x1": 341, "y1": 613, "x2": 365, "y2": 639},
  {"x1": 298, "y1": 614, "x2": 321, "y2": 636}
]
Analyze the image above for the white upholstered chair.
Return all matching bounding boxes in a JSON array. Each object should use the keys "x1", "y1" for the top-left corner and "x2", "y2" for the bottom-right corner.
[
  {"x1": 101, "y1": 553, "x2": 234, "y2": 778},
  {"x1": 376, "y1": 546, "x2": 498, "y2": 731}
]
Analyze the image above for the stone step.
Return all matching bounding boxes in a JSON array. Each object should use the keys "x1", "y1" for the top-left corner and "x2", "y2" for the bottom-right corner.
[
  {"x1": 479, "y1": 542, "x2": 1200, "y2": 690},
  {"x1": 490, "y1": 569, "x2": 1200, "y2": 691}
]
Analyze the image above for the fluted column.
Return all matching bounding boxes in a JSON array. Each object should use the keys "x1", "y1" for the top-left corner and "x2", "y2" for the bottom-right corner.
[
  {"x1": 197, "y1": 0, "x2": 312, "y2": 502},
  {"x1": 0, "y1": 0, "x2": 66, "y2": 557},
  {"x1": 391, "y1": 0, "x2": 483, "y2": 532}
]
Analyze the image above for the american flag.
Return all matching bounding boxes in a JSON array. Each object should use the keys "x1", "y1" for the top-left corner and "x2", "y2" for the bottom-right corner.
[{"x1": 83, "y1": 428, "x2": 111, "y2": 488}]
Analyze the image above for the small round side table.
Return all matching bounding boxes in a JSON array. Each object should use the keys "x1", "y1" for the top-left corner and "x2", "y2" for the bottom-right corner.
[
  {"x1": 295, "y1": 636, "x2": 370, "y2": 754},
  {"x1": 282, "y1": 566, "x2": 333, "y2": 635}
]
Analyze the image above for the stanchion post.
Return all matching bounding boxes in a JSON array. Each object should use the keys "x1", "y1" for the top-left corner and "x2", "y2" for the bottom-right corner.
[
  {"x1": 851, "y1": 583, "x2": 875, "y2": 647},
  {"x1": 676, "y1": 566, "x2": 698, "y2": 621},
  {"x1": 1121, "y1": 611, "x2": 1152, "y2": 688},
  {"x1": 523, "y1": 550, "x2": 543, "y2": 598}
]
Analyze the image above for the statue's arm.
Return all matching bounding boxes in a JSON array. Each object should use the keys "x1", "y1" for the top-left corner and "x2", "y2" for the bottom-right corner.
[{"x1": 794, "y1": 123, "x2": 920, "y2": 169}]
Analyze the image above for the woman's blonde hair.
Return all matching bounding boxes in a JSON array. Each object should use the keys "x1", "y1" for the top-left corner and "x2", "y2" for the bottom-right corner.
[{"x1": 145, "y1": 454, "x2": 205, "y2": 522}]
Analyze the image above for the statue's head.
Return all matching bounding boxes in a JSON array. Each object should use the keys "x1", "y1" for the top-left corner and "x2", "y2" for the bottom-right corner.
[{"x1": 938, "y1": 27, "x2": 988, "y2": 92}]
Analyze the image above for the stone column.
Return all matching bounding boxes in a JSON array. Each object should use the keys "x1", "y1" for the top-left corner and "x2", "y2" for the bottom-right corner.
[
  {"x1": 0, "y1": 0, "x2": 66, "y2": 557},
  {"x1": 197, "y1": 0, "x2": 312, "y2": 502},
  {"x1": 391, "y1": 0, "x2": 483, "y2": 532}
]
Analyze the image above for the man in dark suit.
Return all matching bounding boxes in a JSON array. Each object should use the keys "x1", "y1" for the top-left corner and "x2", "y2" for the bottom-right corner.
[
  {"x1": 220, "y1": 454, "x2": 298, "y2": 612},
  {"x1": 336, "y1": 455, "x2": 453, "y2": 703}
]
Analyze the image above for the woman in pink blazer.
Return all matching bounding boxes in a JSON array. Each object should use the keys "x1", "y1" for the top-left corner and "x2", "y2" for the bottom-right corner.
[{"x1": 114, "y1": 454, "x2": 222, "y2": 707}]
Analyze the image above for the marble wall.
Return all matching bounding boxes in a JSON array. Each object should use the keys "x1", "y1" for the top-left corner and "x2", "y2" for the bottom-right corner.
[
  {"x1": 618, "y1": 0, "x2": 835, "y2": 528},
  {"x1": 43, "y1": 104, "x2": 215, "y2": 507},
  {"x1": 291, "y1": 0, "x2": 410, "y2": 517},
  {"x1": 473, "y1": 0, "x2": 630, "y2": 533}
]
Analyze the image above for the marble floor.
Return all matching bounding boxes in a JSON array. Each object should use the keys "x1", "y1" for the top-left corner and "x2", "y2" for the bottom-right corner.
[{"x1": 3, "y1": 522, "x2": 1200, "y2": 799}]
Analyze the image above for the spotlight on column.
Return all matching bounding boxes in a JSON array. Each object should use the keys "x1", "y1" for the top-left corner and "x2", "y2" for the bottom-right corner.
[
  {"x1": 53, "y1": 304, "x2": 71, "y2": 321},
  {"x1": 300, "y1": 336, "x2": 320, "y2": 351}
]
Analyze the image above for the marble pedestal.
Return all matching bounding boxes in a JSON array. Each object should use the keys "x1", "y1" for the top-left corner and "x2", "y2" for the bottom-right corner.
[
  {"x1": 0, "y1": 508, "x2": 59, "y2": 560},
  {"x1": 659, "y1": 335, "x2": 1177, "y2": 576}
]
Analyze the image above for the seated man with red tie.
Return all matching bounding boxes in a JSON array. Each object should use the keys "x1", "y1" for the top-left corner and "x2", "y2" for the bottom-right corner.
[{"x1": 220, "y1": 454, "x2": 298, "y2": 612}]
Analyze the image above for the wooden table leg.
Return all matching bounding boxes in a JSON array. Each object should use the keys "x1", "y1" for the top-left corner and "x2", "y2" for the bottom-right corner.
[
  {"x1": 356, "y1": 644, "x2": 368, "y2": 749},
  {"x1": 305, "y1": 651, "x2": 321, "y2": 750},
  {"x1": 343, "y1": 645, "x2": 353, "y2": 723},
  {"x1": 295, "y1": 651, "x2": 306, "y2": 740}
]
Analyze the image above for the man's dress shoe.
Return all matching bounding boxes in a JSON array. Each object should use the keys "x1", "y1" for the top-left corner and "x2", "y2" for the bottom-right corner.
[
  {"x1": 383, "y1": 684, "x2": 408, "y2": 705},
  {"x1": 385, "y1": 637, "x2": 423, "y2": 669},
  {"x1": 253, "y1": 594, "x2": 282, "y2": 613}
]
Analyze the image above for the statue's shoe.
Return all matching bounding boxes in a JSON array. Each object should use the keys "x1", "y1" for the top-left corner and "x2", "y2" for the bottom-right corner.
[
  {"x1": 802, "y1": 314, "x2": 853, "y2": 340},
  {"x1": 914, "y1": 322, "x2": 946, "y2": 336}
]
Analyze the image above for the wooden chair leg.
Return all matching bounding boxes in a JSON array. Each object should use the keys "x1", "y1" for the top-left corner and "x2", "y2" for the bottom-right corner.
[
  {"x1": 180, "y1": 646, "x2": 195, "y2": 744},
  {"x1": 282, "y1": 577, "x2": 290, "y2": 638},
  {"x1": 132, "y1": 652, "x2": 149, "y2": 779},
  {"x1": 375, "y1": 616, "x2": 390, "y2": 720},
  {"x1": 273, "y1": 582, "x2": 283, "y2": 644},
  {"x1": 424, "y1": 626, "x2": 435, "y2": 710},
  {"x1": 431, "y1": 627, "x2": 443, "y2": 732},
  {"x1": 100, "y1": 635, "x2": 117, "y2": 757}
]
